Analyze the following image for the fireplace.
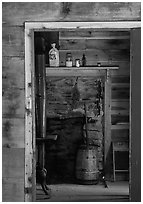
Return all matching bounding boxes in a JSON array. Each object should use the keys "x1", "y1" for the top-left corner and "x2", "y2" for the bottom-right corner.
[{"x1": 44, "y1": 76, "x2": 104, "y2": 183}]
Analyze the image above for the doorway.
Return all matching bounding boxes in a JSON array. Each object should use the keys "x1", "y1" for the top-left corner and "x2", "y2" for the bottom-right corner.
[{"x1": 24, "y1": 21, "x2": 141, "y2": 202}]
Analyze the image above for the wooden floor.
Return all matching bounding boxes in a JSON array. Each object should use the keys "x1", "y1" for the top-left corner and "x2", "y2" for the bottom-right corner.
[{"x1": 36, "y1": 181, "x2": 129, "y2": 202}]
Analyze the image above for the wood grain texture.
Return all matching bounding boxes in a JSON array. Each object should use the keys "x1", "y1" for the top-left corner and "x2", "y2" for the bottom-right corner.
[
  {"x1": 60, "y1": 31, "x2": 130, "y2": 39},
  {"x1": 111, "y1": 110, "x2": 129, "y2": 115},
  {"x1": 111, "y1": 76, "x2": 130, "y2": 83},
  {"x1": 2, "y1": 88, "x2": 24, "y2": 118},
  {"x1": 112, "y1": 86, "x2": 129, "y2": 99},
  {"x1": 2, "y1": 57, "x2": 24, "y2": 89},
  {"x1": 2, "y1": 148, "x2": 24, "y2": 177},
  {"x1": 46, "y1": 68, "x2": 106, "y2": 77},
  {"x1": 2, "y1": 148, "x2": 24, "y2": 201},
  {"x1": 2, "y1": 178, "x2": 24, "y2": 202},
  {"x1": 86, "y1": 39, "x2": 130, "y2": 50},
  {"x1": 59, "y1": 39, "x2": 86, "y2": 50},
  {"x1": 111, "y1": 124, "x2": 129, "y2": 130},
  {"x1": 111, "y1": 115, "x2": 129, "y2": 125},
  {"x1": 59, "y1": 39, "x2": 130, "y2": 50},
  {"x1": 110, "y1": 62, "x2": 130, "y2": 76},
  {"x1": 25, "y1": 28, "x2": 35, "y2": 202},
  {"x1": 59, "y1": 30, "x2": 130, "y2": 63},
  {"x1": 59, "y1": 50, "x2": 130, "y2": 67},
  {"x1": 60, "y1": 2, "x2": 141, "y2": 22},
  {"x1": 25, "y1": 21, "x2": 141, "y2": 31},
  {"x1": 59, "y1": 29, "x2": 130, "y2": 80},
  {"x1": 111, "y1": 129, "x2": 129, "y2": 141},
  {"x1": 2, "y1": 2, "x2": 140, "y2": 26},
  {"x1": 2, "y1": 56, "x2": 25, "y2": 118},
  {"x1": 111, "y1": 100, "x2": 129, "y2": 111},
  {"x1": 2, "y1": 118, "x2": 24, "y2": 148},
  {"x1": 2, "y1": 26, "x2": 24, "y2": 57},
  {"x1": 2, "y1": 2, "x2": 61, "y2": 26}
]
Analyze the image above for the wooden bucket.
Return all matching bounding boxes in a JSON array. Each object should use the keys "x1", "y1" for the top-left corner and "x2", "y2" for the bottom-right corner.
[{"x1": 75, "y1": 145, "x2": 99, "y2": 184}]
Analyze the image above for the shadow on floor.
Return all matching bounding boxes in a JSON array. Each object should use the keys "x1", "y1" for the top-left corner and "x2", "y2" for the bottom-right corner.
[{"x1": 36, "y1": 181, "x2": 129, "y2": 202}]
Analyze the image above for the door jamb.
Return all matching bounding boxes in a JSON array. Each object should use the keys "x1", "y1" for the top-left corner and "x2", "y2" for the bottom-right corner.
[
  {"x1": 25, "y1": 21, "x2": 141, "y2": 202},
  {"x1": 25, "y1": 27, "x2": 36, "y2": 202}
]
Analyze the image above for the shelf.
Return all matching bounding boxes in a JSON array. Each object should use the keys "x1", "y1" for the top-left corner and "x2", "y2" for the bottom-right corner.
[
  {"x1": 111, "y1": 110, "x2": 129, "y2": 115},
  {"x1": 46, "y1": 66, "x2": 119, "y2": 77},
  {"x1": 112, "y1": 83, "x2": 130, "y2": 87},
  {"x1": 111, "y1": 99, "x2": 129, "y2": 102},
  {"x1": 46, "y1": 66, "x2": 119, "y2": 70},
  {"x1": 111, "y1": 124, "x2": 129, "y2": 130},
  {"x1": 113, "y1": 141, "x2": 129, "y2": 151}
]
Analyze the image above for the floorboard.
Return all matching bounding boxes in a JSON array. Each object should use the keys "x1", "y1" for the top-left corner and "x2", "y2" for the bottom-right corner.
[{"x1": 36, "y1": 181, "x2": 129, "y2": 202}]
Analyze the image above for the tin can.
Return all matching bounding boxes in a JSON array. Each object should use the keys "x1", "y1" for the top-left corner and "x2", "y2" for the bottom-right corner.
[{"x1": 75, "y1": 59, "x2": 80, "y2": 67}]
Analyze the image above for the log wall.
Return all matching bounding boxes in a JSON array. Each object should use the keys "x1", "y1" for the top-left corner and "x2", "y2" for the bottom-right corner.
[{"x1": 2, "y1": 2, "x2": 141, "y2": 202}]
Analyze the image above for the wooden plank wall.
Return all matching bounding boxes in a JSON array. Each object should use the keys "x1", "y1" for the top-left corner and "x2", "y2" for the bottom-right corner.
[
  {"x1": 2, "y1": 2, "x2": 140, "y2": 202},
  {"x1": 2, "y1": 25, "x2": 25, "y2": 201},
  {"x1": 2, "y1": 2, "x2": 140, "y2": 26},
  {"x1": 59, "y1": 31, "x2": 130, "y2": 71}
]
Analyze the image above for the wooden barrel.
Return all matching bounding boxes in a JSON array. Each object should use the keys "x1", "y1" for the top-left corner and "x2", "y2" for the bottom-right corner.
[{"x1": 75, "y1": 145, "x2": 99, "y2": 184}]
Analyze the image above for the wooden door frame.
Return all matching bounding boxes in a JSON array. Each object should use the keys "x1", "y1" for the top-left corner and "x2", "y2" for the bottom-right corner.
[{"x1": 25, "y1": 21, "x2": 141, "y2": 202}]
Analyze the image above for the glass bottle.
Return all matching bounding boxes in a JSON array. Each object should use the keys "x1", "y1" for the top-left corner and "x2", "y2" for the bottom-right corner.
[
  {"x1": 82, "y1": 53, "x2": 86, "y2": 67},
  {"x1": 49, "y1": 43, "x2": 59, "y2": 67},
  {"x1": 66, "y1": 52, "x2": 73, "y2": 67}
]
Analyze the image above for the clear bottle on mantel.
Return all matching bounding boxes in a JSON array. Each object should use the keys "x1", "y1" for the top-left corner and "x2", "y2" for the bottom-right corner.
[
  {"x1": 82, "y1": 53, "x2": 86, "y2": 67},
  {"x1": 49, "y1": 43, "x2": 59, "y2": 67}
]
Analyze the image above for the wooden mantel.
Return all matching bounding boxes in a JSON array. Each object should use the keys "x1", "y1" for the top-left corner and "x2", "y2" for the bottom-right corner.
[{"x1": 46, "y1": 66, "x2": 119, "y2": 77}]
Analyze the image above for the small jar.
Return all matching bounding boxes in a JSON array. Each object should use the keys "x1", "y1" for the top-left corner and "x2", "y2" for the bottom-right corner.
[
  {"x1": 66, "y1": 53, "x2": 73, "y2": 67},
  {"x1": 75, "y1": 59, "x2": 80, "y2": 67},
  {"x1": 97, "y1": 62, "x2": 101, "y2": 67}
]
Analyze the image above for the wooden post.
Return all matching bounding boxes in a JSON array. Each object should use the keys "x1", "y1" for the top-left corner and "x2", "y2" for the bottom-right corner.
[
  {"x1": 35, "y1": 54, "x2": 46, "y2": 169},
  {"x1": 130, "y1": 28, "x2": 141, "y2": 202},
  {"x1": 25, "y1": 27, "x2": 36, "y2": 202},
  {"x1": 104, "y1": 69, "x2": 111, "y2": 173}
]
